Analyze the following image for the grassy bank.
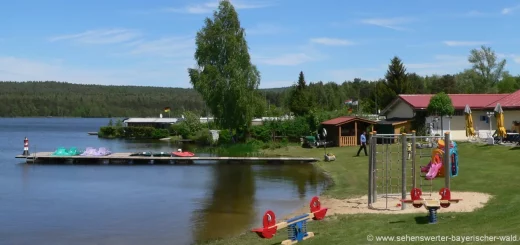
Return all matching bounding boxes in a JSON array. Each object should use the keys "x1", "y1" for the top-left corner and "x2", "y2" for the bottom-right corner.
[{"x1": 203, "y1": 143, "x2": 520, "y2": 245}]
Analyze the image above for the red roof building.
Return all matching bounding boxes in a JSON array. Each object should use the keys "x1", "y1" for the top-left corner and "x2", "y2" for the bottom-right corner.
[
  {"x1": 382, "y1": 90, "x2": 520, "y2": 116},
  {"x1": 379, "y1": 89, "x2": 520, "y2": 140},
  {"x1": 320, "y1": 116, "x2": 377, "y2": 147}
]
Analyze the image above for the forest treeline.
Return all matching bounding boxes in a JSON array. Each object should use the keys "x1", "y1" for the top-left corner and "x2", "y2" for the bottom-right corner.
[
  {"x1": 0, "y1": 81, "x2": 287, "y2": 117},
  {"x1": 1, "y1": 47, "x2": 520, "y2": 118}
]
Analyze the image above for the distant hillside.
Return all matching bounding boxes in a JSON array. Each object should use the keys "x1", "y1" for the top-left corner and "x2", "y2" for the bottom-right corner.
[{"x1": 0, "y1": 81, "x2": 289, "y2": 117}]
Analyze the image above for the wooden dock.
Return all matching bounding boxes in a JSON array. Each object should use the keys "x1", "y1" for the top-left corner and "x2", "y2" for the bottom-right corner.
[{"x1": 15, "y1": 152, "x2": 318, "y2": 164}]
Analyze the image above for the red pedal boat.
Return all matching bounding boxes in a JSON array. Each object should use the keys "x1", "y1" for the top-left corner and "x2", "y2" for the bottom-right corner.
[{"x1": 172, "y1": 149, "x2": 195, "y2": 157}]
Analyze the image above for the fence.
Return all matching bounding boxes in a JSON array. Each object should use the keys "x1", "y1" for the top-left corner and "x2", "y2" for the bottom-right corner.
[{"x1": 368, "y1": 131, "x2": 453, "y2": 210}]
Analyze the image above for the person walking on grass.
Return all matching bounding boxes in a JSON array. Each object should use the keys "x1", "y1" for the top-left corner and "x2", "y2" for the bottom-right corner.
[{"x1": 356, "y1": 131, "x2": 367, "y2": 156}]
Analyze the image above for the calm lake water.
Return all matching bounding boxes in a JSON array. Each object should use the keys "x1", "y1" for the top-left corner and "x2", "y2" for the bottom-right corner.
[{"x1": 0, "y1": 118, "x2": 328, "y2": 245}]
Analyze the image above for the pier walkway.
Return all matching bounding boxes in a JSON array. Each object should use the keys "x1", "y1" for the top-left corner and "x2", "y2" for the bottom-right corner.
[{"x1": 15, "y1": 152, "x2": 318, "y2": 164}]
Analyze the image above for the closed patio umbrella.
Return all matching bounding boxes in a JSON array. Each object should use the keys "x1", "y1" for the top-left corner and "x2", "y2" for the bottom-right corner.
[
  {"x1": 494, "y1": 103, "x2": 507, "y2": 138},
  {"x1": 464, "y1": 104, "x2": 475, "y2": 138}
]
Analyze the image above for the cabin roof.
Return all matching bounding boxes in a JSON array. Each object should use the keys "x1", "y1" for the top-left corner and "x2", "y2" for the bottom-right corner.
[{"x1": 321, "y1": 116, "x2": 377, "y2": 126}]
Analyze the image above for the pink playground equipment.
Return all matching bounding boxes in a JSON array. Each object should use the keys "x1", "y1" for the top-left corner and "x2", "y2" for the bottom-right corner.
[{"x1": 420, "y1": 139, "x2": 459, "y2": 180}]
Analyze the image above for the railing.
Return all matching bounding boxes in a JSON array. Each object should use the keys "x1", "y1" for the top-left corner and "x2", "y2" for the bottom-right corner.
[{"x1": 340, "y1": 136, "x2": 356, "y2": 146}]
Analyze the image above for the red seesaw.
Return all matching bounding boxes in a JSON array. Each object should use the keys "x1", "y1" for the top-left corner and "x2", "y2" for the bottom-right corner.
[
  {"x1": 251, "y1": 196, "x2": 328, "y2": 245},
  {"x1": 401, "y1": 187, "x2": 462, "y2": 224}
]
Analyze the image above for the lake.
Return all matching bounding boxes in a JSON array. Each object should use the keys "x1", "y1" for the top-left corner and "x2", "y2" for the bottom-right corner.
[{"x1": 0, "y1": 118, "x2": 328, "y2": 245}]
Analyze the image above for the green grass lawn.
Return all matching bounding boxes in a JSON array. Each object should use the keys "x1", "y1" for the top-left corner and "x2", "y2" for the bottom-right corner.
[{"x1": 202, "y1": 143, "x2": 520, "y2": 245}]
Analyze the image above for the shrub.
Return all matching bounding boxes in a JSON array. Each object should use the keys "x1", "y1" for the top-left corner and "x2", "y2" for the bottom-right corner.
[
  {"x1": 124, "y1": 126, "x2": 155, "y2": 138},
  {"x1": 99, "y1": 126, "x2": 116, "y2": 138},
  {"x1": 189, "y1": 129, "x2": 213, "y2": 145},
  {"x1": 250, "y1": 125, "x2": 272, "y2": 142},
  {"x1": 170, "y1": 123, "x2": 191, "y2": 139},
  {"x1": 151, "y1": 129, "x2": 170, "y2": 139},
  {"x1": 218, "y1": 129, "x2": 233, "y2": 145}
]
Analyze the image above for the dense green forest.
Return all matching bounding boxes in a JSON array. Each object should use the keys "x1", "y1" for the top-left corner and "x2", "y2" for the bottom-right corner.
[
  {"x1": 1, "y1": 47, "x2": 520, "y2": 118},
  {"x1": 0, "y1": 81, "x2": 287, "y2": 117}
]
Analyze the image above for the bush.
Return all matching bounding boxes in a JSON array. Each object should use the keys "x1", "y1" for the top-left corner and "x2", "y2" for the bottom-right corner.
[
  {"x1": 284, "y1": 116, "x2": 311, "y2": 141},
  {"x1": 170, "y1": 123, "x2": 191, "y2": 139},
  {"x1": 218, "y1": 129, "x2": 233, "y2": 145},
  {"x1": 246, "y1": 138, "x2": 264, "y2": 149},
  {"x1": 189, "y1": 129, "x2": 213, "y2": 145},
  {"x1": 99, "y1": 126, "x2": 117, "y2": 138},
  {"x1": 99, "y1": 125, "x2": 125, "y2": 138},
  {"x1": 151, "y1": 129, "x2": 170, "y2": 139},
  {"x1": 250, "y1": 125, "x2": 272, "y2": 142}
]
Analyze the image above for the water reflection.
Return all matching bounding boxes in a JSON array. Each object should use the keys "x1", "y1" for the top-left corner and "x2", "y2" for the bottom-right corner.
[
  {"x1": 254, "y1": 164, "x2": 324, "y2": 199},
  {"x1": 190, "y1": 162, "x2": 328, "y2": 242},
  {"x1": 0, "y1": 118, "x2": 329, "y2": 245},
  {"x1": 192, "y1": 163, "x2": 257, "y2": 242}
]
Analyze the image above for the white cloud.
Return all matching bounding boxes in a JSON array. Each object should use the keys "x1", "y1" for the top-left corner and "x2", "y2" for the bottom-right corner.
[
  {"x1": 162, "y1": 0, "x2": 273, "y2": 14},
  {"x1": 502, "y1": 4, "x2": 520, "y2": 15},
  {"x1": 496, "y1": 53, "x2": 520, "y2": 64},
  {"x1": 125, "y1": 36, "x2": 195, "y2": 58},
  {"x1": 0, "y1": 56, "x2": 193, "y2": 87},
  {"x1": 465, "y1": 10, "x2": 487, "y2": 17},
  {"x1": 328, "y1": 67, "x2": 385, "y2": 82},
  {"x1": 259, "y1": 80, "x2": 294, "y2": 88},
  {"x1": 48, "y1": 29, "x2": 141, "y2": 44},
  {"x1": 255, "y1": 53, "x2": 314, "y2": 66},
  {"x1": 405, "y1": 55, "x2": 470, "y2": 75},
  {"x1": 360, "y1": 17, "x2": 413, "y2": 31},
  {"x1": 246, "y1": 23, "x2": 285, "y2": 35},
  {"x1": 310, "y1": 37, "x2": 354, "y2": 46},
  {"x1": 252, "y1": 43, "x2": 327, "y2": 66},
  {"x1": 443, "y1": 41, "x2": 488, "y2": 47}
]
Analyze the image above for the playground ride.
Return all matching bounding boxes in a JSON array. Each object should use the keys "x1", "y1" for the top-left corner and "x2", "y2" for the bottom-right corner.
[
  {"x1": 368, "y1": 131, "x2": 462, "y2": 223},
  {"x1": 401, "y1": 187, "x2": 462, "y2": 224},
  {"x1": 251, "y1": 196, "x2": 328, "y2": 245},
  {"x1": 421, "y1": 140, "x2": 459, "y2": 180}
]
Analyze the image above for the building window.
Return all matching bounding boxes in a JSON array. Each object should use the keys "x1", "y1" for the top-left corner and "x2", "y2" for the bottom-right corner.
[{"x1": 453, "y1": 110, "x2": 464, "y2": 116}]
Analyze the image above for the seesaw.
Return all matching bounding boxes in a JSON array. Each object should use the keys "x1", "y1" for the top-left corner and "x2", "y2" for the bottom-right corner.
[
  {"x1": 401, "y1": 187, "x2": 462, "y2": 224},
  {"x1": 251, "y1": 196, "x2": 328, "y2": 245}
]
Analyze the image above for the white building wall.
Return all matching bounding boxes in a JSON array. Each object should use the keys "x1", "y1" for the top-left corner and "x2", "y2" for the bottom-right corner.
[
  {"x1": 504, "y1": 111, "x2": 520, "y2": 131},
  {"x1": 426, "y1": 110, "x2": 520, "y2": 140},
  {"x1": 385, "y1": 99, "x2": 520, "y2": 140}
]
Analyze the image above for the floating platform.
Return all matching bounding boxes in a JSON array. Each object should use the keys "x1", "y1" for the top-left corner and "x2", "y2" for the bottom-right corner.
[{"x1": 15, "y1": 152, "x2": 318, "y2": 165}]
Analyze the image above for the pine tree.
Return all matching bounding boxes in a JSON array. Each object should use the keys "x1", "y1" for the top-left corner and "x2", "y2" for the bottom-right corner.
[
  {"x1": 289, "y1": 71, "x2": 313, "y2": 116},
  {"x1": 385, "y1": 56, "x2": 410, "y2": 95}
]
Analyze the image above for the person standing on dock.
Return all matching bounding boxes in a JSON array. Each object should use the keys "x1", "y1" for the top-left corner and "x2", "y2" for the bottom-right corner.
[{"x1": 356, "y1": 132, "x2": 367, "y2": 157}]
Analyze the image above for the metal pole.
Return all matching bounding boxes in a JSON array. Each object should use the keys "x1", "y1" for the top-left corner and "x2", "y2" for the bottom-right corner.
[
  {"x1": 411, "y1": 130, "x2": 417, "y2": 190},
  {"x1": 373, "y1": 131, "x2": 378, "y2": 203},
  {"x1": 444, "y1": 132, "x2": 451, "y2": 189},
  {"x1": 368, "y1": 132, "x2": 374, "y2": 205},
  {"x1": 384, "y1": 137, "x2": 388, "y2": 207},
  {"x1": 401, "y1": 133, "x2": 407, "y2": 210}
]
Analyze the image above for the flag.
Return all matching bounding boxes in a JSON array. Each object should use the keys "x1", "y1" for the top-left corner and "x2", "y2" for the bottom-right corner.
[
  {"x1": 352, "y1": 100, "x2": 359, "y2": 106},
  {"x1": 164, "y1": 107, "x2": 170, "y2": 112},
  {"x1": 344, "y1": 99, "x2": 353, "y2": 105}
]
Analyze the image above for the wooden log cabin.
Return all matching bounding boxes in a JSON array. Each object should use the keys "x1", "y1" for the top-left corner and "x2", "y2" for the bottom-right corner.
[{"x1": 321, "y1": 116, "x2": 377, "y2": 147}]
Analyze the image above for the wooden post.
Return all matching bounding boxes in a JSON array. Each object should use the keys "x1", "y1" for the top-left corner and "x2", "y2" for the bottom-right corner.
[
  {"x1": 355, "y1": 121, "x2": 358, "y2": 145},
  {"x1": 444, "y1": 132, "x2": 451, "y2": 189},
  {"x1": 338, "y1": 125, "x2": 342, "y2": 147}
]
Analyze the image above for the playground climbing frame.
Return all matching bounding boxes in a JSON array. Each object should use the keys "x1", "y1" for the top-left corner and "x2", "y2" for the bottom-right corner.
[{"x1": 368, "y1": 132, "x2": 454, "y2": 210}]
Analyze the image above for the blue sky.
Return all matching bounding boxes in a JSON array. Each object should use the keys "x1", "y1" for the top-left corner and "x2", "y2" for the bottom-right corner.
[{"x1": 2, "y1": 0, "x2": 520, "y2": 88}]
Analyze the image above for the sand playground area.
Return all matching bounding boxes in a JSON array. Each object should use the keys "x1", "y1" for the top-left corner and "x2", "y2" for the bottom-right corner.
[{"x1": 287, "y1": 192, "x2": 492, "y2": 218}]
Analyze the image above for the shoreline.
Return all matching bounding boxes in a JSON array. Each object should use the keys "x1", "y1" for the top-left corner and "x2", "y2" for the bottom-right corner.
[{"x1": 201, "y1": 143, "x2": 513, "y2": 245}]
